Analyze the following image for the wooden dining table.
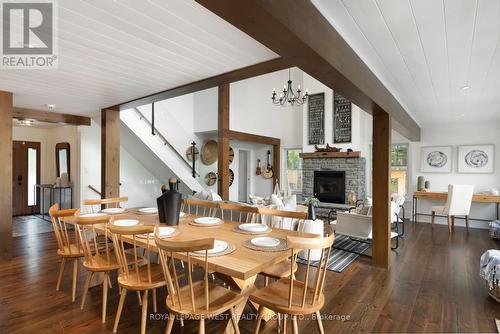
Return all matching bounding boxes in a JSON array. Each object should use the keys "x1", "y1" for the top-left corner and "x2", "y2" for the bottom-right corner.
[{"x1": 65, "y1": 210, "x2": 318, "y2": 333}]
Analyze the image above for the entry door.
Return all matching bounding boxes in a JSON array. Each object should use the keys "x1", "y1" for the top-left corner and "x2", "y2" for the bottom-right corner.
[
  {"x1": 12, "y1": 141, "x2": 41, "y2": 216},
  {"x1": 238, "y1": 150, "x2": 249, "y2": 202}
]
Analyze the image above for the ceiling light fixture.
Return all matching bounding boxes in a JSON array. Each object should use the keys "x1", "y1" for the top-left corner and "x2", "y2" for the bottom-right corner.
[
  {"x1": 461, "y1": 85, "x2": 470, "y2": 90},
  {"x1": 271, "y1": 68, "x2": 308, "y2": 106},
  {"x1": 47, "y1": 104, "x2": 56, "y2": 110},
  {"x1": 18, "y1": 119, "x2": 34, "y2": 126}
]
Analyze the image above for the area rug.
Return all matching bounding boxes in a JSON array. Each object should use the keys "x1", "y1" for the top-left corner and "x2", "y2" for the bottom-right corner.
[{"x1": 296, "y1": 234, "x2": 370, "y2": 273}]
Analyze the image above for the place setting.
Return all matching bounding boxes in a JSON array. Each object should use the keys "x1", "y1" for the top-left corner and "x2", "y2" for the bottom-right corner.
[
  {"x1": 188, "y1": 216, "x2": 223, "y2": 227},
  {"x1": 100, "y1": 207, "x2": 127, "y2": 215},
  {"x1": 112, "y1": 219, "x2": 141, "y2": 227},
  {"x1": 190, "y1": 239, "x2": 236, "y2": 257},
  {"x1": 136, "y1": 226, "x2": 181, "y2": 239},
  {"x1": 233, "y1": 223, "x2": 272, "y2": 235},
  {"x1": 243, "y1": 236, "x2": 288, "y2": 252},
  {"x1": 135, "y1": 207, "x2": 158, "y2": 215}
]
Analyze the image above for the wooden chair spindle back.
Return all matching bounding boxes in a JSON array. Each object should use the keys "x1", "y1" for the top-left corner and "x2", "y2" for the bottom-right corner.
[
  {"x1": 155, "y1": 235, "x2": 214, "y2": 313},
  {"x1": 49, "y1": 204, "x2": 80, "y2": 255}
]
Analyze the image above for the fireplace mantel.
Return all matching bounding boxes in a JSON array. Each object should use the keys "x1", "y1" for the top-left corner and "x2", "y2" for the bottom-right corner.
[{"x1": 300, "y1": 151, "x2": 361, "y2": 159}]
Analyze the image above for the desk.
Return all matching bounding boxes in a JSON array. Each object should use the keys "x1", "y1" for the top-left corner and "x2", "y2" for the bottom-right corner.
[
  {"x1": 65, "y1": 211, "x2": 317, "y2": 333},
  {"x1": 412, "y1": 191, "x2": 500, "y2": 223}
]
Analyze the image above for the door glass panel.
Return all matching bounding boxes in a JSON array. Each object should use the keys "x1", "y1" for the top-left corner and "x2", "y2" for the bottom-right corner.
[
  {"x1": 27, "y1": 148, "x2": 37, "y2": 206},
  {"x1": 58, "y1": 149, "x2": 68, "y2": 176}
]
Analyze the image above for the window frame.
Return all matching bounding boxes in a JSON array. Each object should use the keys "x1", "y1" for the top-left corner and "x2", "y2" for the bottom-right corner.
[{"x1": 281, "y1": 146, "x2": 303, "y2": 196}]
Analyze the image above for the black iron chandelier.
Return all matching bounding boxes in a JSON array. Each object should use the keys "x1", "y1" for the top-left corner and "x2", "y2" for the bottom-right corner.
[{"x1": 271, "y1": 69, "x2": 309, "y2": 106}]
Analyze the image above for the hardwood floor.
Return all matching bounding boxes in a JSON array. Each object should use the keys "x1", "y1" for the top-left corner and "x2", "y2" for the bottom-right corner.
[
  {"x1": 1, "y1": 221, "x2": 499, "y2": 333},
  {"x1": 12, "y1": 215, "x2": 53, "y2": 237}
]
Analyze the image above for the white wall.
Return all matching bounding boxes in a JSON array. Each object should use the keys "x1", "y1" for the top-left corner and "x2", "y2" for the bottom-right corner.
[
  {"x1": 230, "y1": 68, "x2": 303, "y2": 147},
  {"x1": 402, "y1": 120, "x2": 500, "y2": 229}
]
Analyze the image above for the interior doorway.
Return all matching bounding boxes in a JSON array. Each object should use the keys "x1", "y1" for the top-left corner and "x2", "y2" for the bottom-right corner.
[
  {"x1": 238, "y1": 150, "x2": 250, "y2": 202},
  {"x1": 12, "y1": 141, "x2": 41, "y2": 216}
]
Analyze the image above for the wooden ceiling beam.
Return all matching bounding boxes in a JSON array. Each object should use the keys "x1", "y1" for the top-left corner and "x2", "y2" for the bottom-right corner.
[
  {"x1": 110, "y1": 57, "x2": 291, "y2": 111},
  {"x1": 223, "y1": 129, "x2": 280, "y2": 146},
  {"x1": 195, "y1": 0, "x2": 421, "y2": 141},
  {"x1": 13, "y1": 107, "x2": 91, "y2": 126}
]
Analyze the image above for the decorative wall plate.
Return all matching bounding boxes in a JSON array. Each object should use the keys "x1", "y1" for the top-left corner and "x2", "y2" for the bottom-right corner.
[
  {"x1": 228, "y1": 146, "x2": 235, "y2": 165},
  {"x1": 229, "y1": 169, "x2": 234, "y2": 186},
  {"x1": 185, "y1": 146, "x2": 199, "y2": 162},
  {"x1": 201, "y1": 140, "x2": 218, "y2": 165},
  {"x1": 204, "y1": 172, "x2": 217, "y2": 186}
]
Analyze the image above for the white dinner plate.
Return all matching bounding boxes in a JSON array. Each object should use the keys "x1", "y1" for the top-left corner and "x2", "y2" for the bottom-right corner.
[
  {"x1": 156, "y1": 226, "x2": 175, "y2": 237},
  {"x1": 138, "y1": 207, "x2": 158, "y2": 214},
  {"x1": 193, "y1": 240, "x2": 228, "y2": 254},
  {"x1": 239, "y1": 223, "x2": 268, "y2": 232},
  {"x1": 250, "y1": 237, "x2": 280, "y2": 248},
  {"x1": 193, "y1": 217, "x2": 221, "y2": 225},
  {"x1": 113, "y1": 219, "x2": 139, "y2": 227},
  {"x1": 138, "y1": 226, "x2": 175, "y2": 239},
  {"x1": 101, "y1": 208, "x2": 126, "y2": 214},
  {"x1": 80, "y1": 213, "x2": 106, "y2": 218}
]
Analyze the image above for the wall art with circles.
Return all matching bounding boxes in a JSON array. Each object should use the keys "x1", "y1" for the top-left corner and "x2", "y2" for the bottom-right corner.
[
  {"x1": 458, "y1": 144, "x2": 495, "y2": 174},
  {"x1": 420, "y1": 146, "x2": 453, "y2": 173}
]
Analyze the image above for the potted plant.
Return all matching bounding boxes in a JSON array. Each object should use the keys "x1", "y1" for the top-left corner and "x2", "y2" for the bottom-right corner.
[{"x1": 305, "y1": 196, "x2": 319, "y2": 221}]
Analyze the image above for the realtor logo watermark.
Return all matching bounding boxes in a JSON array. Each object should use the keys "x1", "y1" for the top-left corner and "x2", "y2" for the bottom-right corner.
[{"x1": 1, "y1": 0, "x2": 58, "y2": 69}]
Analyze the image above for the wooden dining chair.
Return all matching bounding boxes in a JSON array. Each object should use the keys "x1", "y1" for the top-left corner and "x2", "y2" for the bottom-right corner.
[
  {"x1": 49, "y1": 204, "x2": 84, "y2": 302},
  {"x1": 109, "y1": 224, "x2": 166, "y2": 334},
  {"x1": 257, "y1": 208, "x2": 308, "y2": 285},
  {"x1": 83, "y1": 196, "x2": 129, "y2": 213},
  {"x1": 181, "y1": 198, "x2": 219, "y2": 217},
  {"x1": 218, "y1": 202, "x2": 260, "y2": 223},
  {"x1": 251, "y1": 230, "x2": 335, "y2": 334},
  {"x1": 75, "y1": 213, "x2": 122, "y2": 323},
  {"x1": 155, "y1": 235, "x2": 244, "y2": 334}
]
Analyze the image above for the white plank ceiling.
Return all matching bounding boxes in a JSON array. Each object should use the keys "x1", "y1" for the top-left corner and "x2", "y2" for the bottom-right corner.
[
  {"x1": 313, "y1": 0, "x2": 500, "y2": 126},
  {"x1": 0, "y1": 0, "x2": 276, "y2": 116}
]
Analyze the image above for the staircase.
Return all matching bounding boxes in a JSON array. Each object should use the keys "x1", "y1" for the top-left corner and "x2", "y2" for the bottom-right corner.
[{"x1": 120, "y1": 107, "x2": 204, "y2": 193}]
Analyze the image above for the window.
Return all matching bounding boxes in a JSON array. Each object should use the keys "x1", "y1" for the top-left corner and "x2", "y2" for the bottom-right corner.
[
  {"x1": 27, "y1": 147, "x2": 37, "y2": 206},
  {"x1": 284, "y1": 149, "x2": 302, "y2": 196},
  {"x1": 391, "y1": 143, "x2": 408, "y2": 195}
]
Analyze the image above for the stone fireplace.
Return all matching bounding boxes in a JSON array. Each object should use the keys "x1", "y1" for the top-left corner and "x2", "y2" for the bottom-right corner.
[{"x1": 302, "y1": 153, "x2": 366, "y2": 207}]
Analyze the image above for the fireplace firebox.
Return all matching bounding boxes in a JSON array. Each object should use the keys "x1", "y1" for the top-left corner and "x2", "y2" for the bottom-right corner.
[{"x1": 313, "y1": 171, "x2": 346, "y2": 204}]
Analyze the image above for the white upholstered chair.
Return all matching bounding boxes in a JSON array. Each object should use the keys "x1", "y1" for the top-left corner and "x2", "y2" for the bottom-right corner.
[
  {"x1": 431, "y1": 184, "x2": 474, "y2": 233},
  {"x1": 333, "y1": 212, "x2": 400, "y2": 253}
]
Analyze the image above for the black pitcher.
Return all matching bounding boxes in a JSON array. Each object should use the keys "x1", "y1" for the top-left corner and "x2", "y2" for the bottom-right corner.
[{"x1": 157, "y1": 177, "x2": 182, "y2": 226}]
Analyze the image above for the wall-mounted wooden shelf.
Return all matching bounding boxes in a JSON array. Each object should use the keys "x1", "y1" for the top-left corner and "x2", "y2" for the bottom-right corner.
[{"x1": 299, "y1": 151, "x2": 361, "y2": 159}]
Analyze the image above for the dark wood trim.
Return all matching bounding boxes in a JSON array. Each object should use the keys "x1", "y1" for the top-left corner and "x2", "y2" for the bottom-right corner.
[
  {"x1": 13, "y1": 107, "x2": 91, "y2": 126},
  {"x1": 217, "y1": 84, "x2": 230, "y2": 200},
  {"x1": 222, "y1": 129, "x2": 280, "y2": 146},
  {"x1": 372, "y1": 106, "x2": 391, "y2": 269},
  {"x1": 0, "y1": 91, "x2": 13, "y2": 261},
  {"x1": 272, "y1": 143, "x2": 280, "y2": 189},
  {"x1": 110, "y1": 58, "x2": 290, "y2": 111},
  {"x1": 101, "y1": 109, "x2": 120, "y2": 200},
  {"x1": 55, "y1": 142, "x2": 71, "y2": 181},
  {"x1": 195, "y1": 0, "x2": 420, "y2": 141}
]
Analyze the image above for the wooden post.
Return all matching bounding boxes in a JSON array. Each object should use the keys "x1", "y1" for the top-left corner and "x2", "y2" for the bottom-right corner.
[
  {"x1": 272, "y1": 144, "x2": 280, "y2": 190},
  {"x1": 0, "y1": 91, "x2": 13, "y2": 261},
  {"x1": 101, "y1": 108, "x2": 120, "y2": 200},
  {"x1": 218, "y1": 84, "x2": 230, "y2": 200},
  {"x1": 372, "y1": 106, "x2": 392, "y2": 269}
]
